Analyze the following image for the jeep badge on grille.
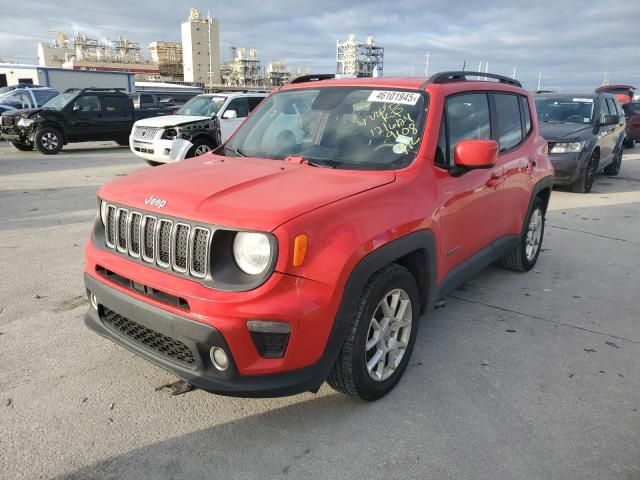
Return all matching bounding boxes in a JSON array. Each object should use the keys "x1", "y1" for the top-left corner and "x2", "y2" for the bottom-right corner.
[{"x1": 145, "y1": 195, "x2": 167, "y2": 208}]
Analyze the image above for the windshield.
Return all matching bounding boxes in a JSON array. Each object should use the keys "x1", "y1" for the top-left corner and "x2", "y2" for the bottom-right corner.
[
  {"x1": 223, "y1": 87, "x2": 428, "y2": 170},
  {"x1": 177, "y1": 95, "x2": 225, "y2": 116},
  {"x1": 42, "y1": 92, "x2": 77, "y2": 110},
  {"x1": 535, "y1": 97, "x2": 595, "y2": 124}
]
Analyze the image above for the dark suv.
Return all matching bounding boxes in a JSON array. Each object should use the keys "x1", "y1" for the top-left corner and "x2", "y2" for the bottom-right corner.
[{"x1": 535, "y1": 93, "x2": 626, "y2": 193}]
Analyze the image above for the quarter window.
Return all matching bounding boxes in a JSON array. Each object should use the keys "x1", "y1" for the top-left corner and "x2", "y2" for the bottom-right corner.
[
  {"x1": 520, "y1": 96, "x2": 532, "y2": 135},
  {"x1": 493, "y1": 94, "x2": 523, "y2": 152},
  {"x1": 444, "y1": 93, "x2": 491, "y2": 164}
]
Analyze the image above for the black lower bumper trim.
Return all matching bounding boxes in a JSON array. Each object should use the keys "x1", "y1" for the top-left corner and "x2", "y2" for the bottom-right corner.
[{"x1": 84, "y1": 274, "x2": 327, "y2": 397}]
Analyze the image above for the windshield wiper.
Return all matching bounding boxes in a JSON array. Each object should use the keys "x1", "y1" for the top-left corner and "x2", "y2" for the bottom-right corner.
[
  {"x1": 222, "y1": 145, "x2": 246, "y2": 157},
  {"x1": 305, "y1": 159, "x2": 336, "y2": 169}
]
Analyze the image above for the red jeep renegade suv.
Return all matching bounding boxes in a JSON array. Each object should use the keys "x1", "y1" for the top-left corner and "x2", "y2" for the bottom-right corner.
[{"x1": 84, "y1": 72, "x2": 554, "y2": 400}]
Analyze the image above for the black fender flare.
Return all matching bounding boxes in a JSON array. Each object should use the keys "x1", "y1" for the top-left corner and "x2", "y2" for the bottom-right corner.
[
  {"x1": 521, "y1": 175, "x2": 554, "y2": 236},
  {"x1": 187, "y1": 131, "x2": 220, "y2": 147},
  {"x1": 308, "y1": 230, "x2": 437, "y2": 390},
  {"x1": 33, "y1": 122, "x2": 68, "y2": 144}
]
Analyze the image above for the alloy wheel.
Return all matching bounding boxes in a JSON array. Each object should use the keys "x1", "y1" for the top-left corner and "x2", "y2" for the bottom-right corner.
[
  {"x1": 194, "y1": 144, "x2": 211, "y2": 156},
  {"x1": 365, "y1": 288, "x2": 413, "y2": 382},
  {"x1": 42, "y1": 132, "x2": 59, "y2": 150},
  {"x1": 585, "y1": 155, "x2": 597, "y2": 190},
  {"x1": 525, "y1": 208, "x2": 543, "y2": 261}
]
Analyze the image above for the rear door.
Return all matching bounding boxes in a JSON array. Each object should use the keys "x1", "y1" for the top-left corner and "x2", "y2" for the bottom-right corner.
[
  {"x1": 99, "y1": 95, "x2": 134, "y2": 140},
  {"x1": 436, "y1": 92, "x2": 504, "y2": 272},
  {"x1": 220, "y1": 97, "x2": 250, "y2": 141},
  {"x1": 490, "y1": 92, "x2": 532, "y2": 236}
]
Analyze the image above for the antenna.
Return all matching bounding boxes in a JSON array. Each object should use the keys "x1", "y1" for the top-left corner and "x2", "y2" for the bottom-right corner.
[
  {"x1": 537, "y1": 72, "x2": 542, "y2": 91},
  {"x1": 425, "y1": 52, "x2": 430, "y2": 77},
  {"x1": 462, "y1": 60, "x2": 466, "y2": 71}
]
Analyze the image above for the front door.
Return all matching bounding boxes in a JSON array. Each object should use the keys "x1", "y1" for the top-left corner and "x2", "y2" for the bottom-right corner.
[
  {"x1": 435, "y1": 92, "x2": 504, "y2": 276},
  {"x1": 220, "y1": 97, "x2": 249, "y2": 141},
  {"x1": 67, "y1": 94, "x2": 103, "y2": 141}
]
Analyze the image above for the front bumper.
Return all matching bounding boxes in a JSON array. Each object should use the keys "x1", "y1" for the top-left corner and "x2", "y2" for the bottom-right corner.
[
  {"x1": 0, "y1": 126, "x2": 30, "y2": 143},
  {"x1": 84, "y1": 274, "x2": 333, "y2": 397},
  {"x1": 548, "y1": 149, "x2": 589, "y2": 185},
  {"x1": 130, "y1": 136, "x2": 192, "y2": 164}
]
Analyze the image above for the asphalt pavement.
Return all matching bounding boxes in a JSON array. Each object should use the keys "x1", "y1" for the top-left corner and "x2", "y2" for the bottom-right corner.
[{"x1": 0, "y1": 140, "x2": 638, "y2": 479}]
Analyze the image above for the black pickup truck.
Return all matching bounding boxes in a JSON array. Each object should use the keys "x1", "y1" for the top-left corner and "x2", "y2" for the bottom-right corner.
[{"x1": 0, "y1": 88, "x2": 163, "y2": 154}]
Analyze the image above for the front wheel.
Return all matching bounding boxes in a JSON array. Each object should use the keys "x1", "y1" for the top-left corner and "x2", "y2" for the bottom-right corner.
[
  {"x1": 186, "y1": 138, "x2": 215, "y2": 158},
  {"x1": 10, "y1": 141, "x2": 33, "y2": 151},
  {"x1": 603, "y1": 148, "x2": 622, "y2": 176},
  {"x1": 571, "y1": 151, "x2": 598, "y2": 193},
  {"x1": 327, "y1": 264, "x2": 419, "y2": 401},
  {"x1": 500, "y1": 197, "x2": 545, "y2": 272},
  {"x1": 623, "y1": 138, "x2": 635, "y2": 149},
  {"x1": 34, "y1": 127, "x2": 63, "y2": 155}
]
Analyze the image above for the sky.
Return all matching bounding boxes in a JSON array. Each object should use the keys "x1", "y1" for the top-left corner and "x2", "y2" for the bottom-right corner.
[{"x1": 1, "y1": 0, "x2": 639, "y2": 91}]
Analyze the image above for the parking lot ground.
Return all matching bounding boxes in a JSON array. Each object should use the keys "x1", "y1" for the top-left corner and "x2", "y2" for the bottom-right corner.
[{"x1": 0, "y1": 141, "x2": 639, "y2": 480}]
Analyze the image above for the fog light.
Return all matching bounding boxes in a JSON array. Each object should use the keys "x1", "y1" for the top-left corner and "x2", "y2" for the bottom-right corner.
[
  {"x1": 210, "y1": 347, "x2": 229, "y2": 371},
  {"x1": 90, "y1": 292, "x2": 98, "y2": 310}
]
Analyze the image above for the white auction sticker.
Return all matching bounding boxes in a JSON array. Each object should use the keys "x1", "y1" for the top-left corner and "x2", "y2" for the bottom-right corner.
[
  {"x1": 572, "y1": 98, "x2": 593, "y2": 103},
  {"x1": 368, "y1": 90, "x2": 420, "y2": 105}
]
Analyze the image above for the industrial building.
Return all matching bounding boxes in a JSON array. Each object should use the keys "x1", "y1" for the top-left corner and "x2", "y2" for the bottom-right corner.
[
  {"x1": 221, "y1": 48, "x2": 263, "y2": 87},
  {"x1": 336, "y1": 34, "x2": 384, "y2": 77},
  {"x1": 181, "y1": 8, "x2": 221, "y2": 85},
  {"x1": 148, "y1": 41, "x2": 183, "y2": 81},
  {"x1": 266, "y1": 61, "x2": 291, "y2": 87}
]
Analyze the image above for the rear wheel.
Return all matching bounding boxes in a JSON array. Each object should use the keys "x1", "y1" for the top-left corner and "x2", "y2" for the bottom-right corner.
[
  {"x1": 571, "y1": 151, "x2": 598, "y2": 193},
  {"x1": 10, "y1": 141, "x2": 33, "y2": 151},
  {"x1": 34, "y1": 127, "x2": 63, "y2": 155},
  {"x1": 327, "y1": 264, "x2": 419, "y2": 401},
  {"x1": 603, "y1": 148, "x2": 622, "y2": 176},
  {"x1": 186, "y1": 138, "x2": 215, "y2": 158},
  {"x1": 623, "y1": 138, "x2": 635, "y2": 148},
  {"x1": 500, "y1": 197, "x2": 545, "y2": 272}
]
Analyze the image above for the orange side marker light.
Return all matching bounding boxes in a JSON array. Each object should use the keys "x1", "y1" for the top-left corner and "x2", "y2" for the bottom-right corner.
[{"x1": 293, "y1": 234, "x2": 308, "y2": 267}]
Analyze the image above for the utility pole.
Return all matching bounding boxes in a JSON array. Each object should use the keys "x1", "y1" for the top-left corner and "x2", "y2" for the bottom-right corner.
[
  {"x1": 207, "y1": 10, "x2": 213, "y2": 87},
  {"x1": 537, "y1": 72, "x2": 542, "y2": 91},
  {"x1": 512, "y1": 66, "x2": 517, "y2": 79},
  {"x1": 425, "y1": 52, "x2": 430, "y2": 77},
  {"x1": 484, "y1": 62, "x2": 489, "y2": 80}
]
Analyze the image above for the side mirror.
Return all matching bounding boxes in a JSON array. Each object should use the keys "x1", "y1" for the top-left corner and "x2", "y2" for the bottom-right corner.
[
  {"x1": 72, "y1": 104, "x2": 82, "y2": 113},
  {"x1": 222, "y1": 109, "x2": 237, "y2": 119},
  {"x1": 599, "y1": 114, "x2": 618, "y2": 126},
  {"x1": 453, "y1": 139, "x2": 498, "y2": 170}
]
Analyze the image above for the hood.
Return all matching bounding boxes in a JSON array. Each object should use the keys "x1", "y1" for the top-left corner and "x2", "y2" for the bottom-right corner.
[
  {"x1": 99, "y1": 155, "x2": 396, "y2": 232},
  {"x1": 540, "y1": 121, "x2": 593, "y2": 140},
  {"x1": 134, "y1": 115, "x2": 210, "y2": 128},
  {"x1": 1, "y1": 107, "x2": 41, "y2": 118}
]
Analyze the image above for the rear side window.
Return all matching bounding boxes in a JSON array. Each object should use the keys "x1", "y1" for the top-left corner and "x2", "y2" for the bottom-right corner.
[
  {"x1": 102, "y1": 96, "x2": 128, "y2": 113},
  {"x1": 248, "y1": 96, "x2": 263, "y2": 112},
  {"x1": 140, "y1": 94, "x2": 154, "y2": 104},
  {"x1": 493, "y1": 93, "x2": 523, "y2": 152},
  {"x1": 605, "y1": 98, "x2": 618, "y2": 116},
  {"x1": 444, "y1": 93, "x2": 491, "y2": 164},
  {"x1": 520, "y1": 96, "x2": 532, "y2": 135}
]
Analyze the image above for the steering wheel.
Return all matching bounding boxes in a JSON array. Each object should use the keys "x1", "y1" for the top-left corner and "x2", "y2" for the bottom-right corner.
[{"x1": 565, "y1": 115, "x2": 584, "y2": 123}]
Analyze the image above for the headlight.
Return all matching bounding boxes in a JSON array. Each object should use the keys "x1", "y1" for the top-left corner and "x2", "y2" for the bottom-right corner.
[
  {"x1": 17, "y1": 118, "x2": 35, "y2": 127},
  {"x1": 550, "y1": 141, "x2": 585, "y2": 153},
  {"x1": 233, "y1": 232, "x2": 272, "y2": 275},
  {"x1": 99, "y1": 200, "x2": 107, "y2": 226},
  {"x1": 164, "y1": 128, "x2": 178, "y2": 140}
]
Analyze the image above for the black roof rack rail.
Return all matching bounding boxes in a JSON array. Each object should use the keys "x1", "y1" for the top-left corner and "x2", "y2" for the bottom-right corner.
[
  {"x1": 428, "y1": 71, "x2": 522, "y2": 88},
  {"x1": 290, "y1": 74, "x2": 335, "y2": 84},
  {"x1": 64, "y1": 87, "x2": 127, "y2": 93}
]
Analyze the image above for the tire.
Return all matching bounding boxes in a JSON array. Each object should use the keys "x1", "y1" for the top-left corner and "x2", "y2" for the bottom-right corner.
[
  {"x1": 34, "y1": 127, "x2": 63, "y2": 155},
  {"x1": 10, "y1": 141, "x2": 33, "y2": 151},
  {"x1": 603, "y1": 148, "x2": 622, "y2": 176},
  {"x1": 571, "y1": 151, "x2": 598, "y2": 193},
  {"x1": 623, "y1": 138, "x2": 635, "y2": 149},
  {"x1": 327, "y1": 264, "x2": 420, "y2": 401},
  {"x1": 500, "y1": 197, "x2": 545, "y2": 272},
  {"x1": 144, "y1": 159, "x2": 163, "y2": 167},
  {"x1": 186, "y1": 138, "x2": 215, "y2": 158}
]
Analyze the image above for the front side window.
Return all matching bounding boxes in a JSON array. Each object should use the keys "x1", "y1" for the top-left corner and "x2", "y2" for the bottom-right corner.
[
  {"x1": 177, "y1": 95, "x2": 226, "y2": 117},
  {"x1": 225, "y1": 98, "x2": 250, "y2": 118},
  {"x1": 74, "y1": 95, "x2": 101, "y2": 112},
  {"x1": 493, "y1": 93, "x2": 523, "y2": 152},
  {"x1": 444, "y1": 93, "x2": 491, "y2": 164},
  {"x1": 223, "y1": 87, "x2": 428, "y2": 170},
  {"x1": 536, "y1": 97, "x2": 595, "y2": 124}
]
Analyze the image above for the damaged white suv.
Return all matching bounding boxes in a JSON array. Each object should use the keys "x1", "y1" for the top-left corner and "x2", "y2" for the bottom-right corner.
[{"x1": 129, "y1": 91, "x2": 266, "y2": 166}]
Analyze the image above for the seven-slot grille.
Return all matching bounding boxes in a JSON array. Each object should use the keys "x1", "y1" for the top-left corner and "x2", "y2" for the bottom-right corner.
[
  {"x1": 132, "y1": 126, "x2": 163, "y2": 142},
  {"x1": 104, "y1": 204, "x2": 211, "y2": 278}
]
